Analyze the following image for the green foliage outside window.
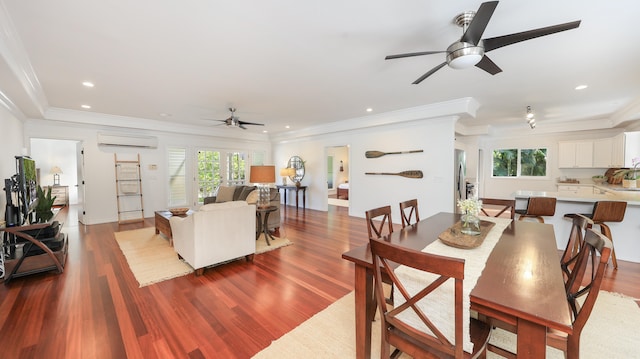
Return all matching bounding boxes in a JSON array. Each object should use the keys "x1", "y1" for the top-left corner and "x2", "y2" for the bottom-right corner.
[
  {"x1": 493, "y1": 148, "x2": 547, "y2": 177},
  {"x1": 520, "y1": 149, "x2": 547, "y2": 176},
  {"x1": 227, "y1": 152, "x2": 246, "y2": 186},
  {"x1": 198, "y1": 150, "x2": 221, "y2": 203},
  {"x1": 493, "y1": 149, "x2": 518, "y2": 177}
]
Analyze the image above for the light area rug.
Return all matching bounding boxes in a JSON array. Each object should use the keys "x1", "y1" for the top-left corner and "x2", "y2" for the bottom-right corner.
[
  {"x1": 252, "y1": 291, "x2": 640, "y2": 359},
  {"x1": 115, "y1": 228, "x2": 293, "y2": 287},
  {"x1": 328, "y1": 198, "x2": 349, "y2": 208},
  {"x1": 114, "y1": 227, "x2": 194, "y2": 287},
  {"x1": 256, "y1": 234, "x2": 293, "y2": 254}
]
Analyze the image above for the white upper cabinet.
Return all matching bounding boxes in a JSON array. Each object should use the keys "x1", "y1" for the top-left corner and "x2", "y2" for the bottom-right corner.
[
  {"x1": 558, "y1": 141, "x2": 593, "y2": 168},
  {"x1": 593, "y1": 134, "x2": 625, "y2": 168}
]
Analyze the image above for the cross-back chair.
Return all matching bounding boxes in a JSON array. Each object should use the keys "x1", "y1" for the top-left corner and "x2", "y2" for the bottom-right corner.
[
  {"x1": 488, "y1": 228, "x2": 612, "y2": 359},
  {"x1": 479, "y1": 198, "x2": 515, "y2": 219},
  {"x1": 369, "y1": 237, "x2": 491, "y2": 359},
  {"x1": 560, "y1": 214, "x2": 593, "y2": 285},
  {"x1": 399, "y1": 199, "x2": 420, "y2": 228},
  {"x1": 365, "y1": 205, "x2": 394, "y2": 239}
]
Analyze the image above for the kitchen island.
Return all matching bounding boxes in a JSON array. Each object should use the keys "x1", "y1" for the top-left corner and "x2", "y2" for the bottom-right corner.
[{"x1": 513, "y1": 183, "x2": 640, "y2": 263}]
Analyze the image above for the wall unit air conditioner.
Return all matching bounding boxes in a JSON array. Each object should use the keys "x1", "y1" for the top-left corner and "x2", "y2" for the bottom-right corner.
[{"x1": 97, "y1": 133, "x2": 158, "y2": 148}]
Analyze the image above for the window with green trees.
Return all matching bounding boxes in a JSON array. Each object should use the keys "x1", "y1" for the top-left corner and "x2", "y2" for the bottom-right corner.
[
  {"x1": 198, "y1": 150, "x2": 221, "y2": 203},
  {"x1": 492, "y1": 148, "x2": 547, "y2": 177}
]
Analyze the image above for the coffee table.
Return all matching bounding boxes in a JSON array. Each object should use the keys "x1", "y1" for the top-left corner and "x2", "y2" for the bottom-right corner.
[{"x1": 155, "y1": 210, "x2": 193, "y2": 245}]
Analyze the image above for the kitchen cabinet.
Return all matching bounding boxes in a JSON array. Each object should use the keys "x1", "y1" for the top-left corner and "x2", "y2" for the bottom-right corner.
[
  {"x1": 558, "y1": 141, "x2": 593, "y2": 168},
  {"x1": 593, "y1": 134, "x2": 625, "y2": 168},
  {"x1": 557, "y1": 184, "x2": 593, "y2": 195}
]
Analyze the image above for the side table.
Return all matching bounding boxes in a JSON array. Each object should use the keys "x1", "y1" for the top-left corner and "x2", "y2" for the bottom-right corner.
[
  {"x1": 276, "y1": 185, "x2": 307, "y2": 209},
  {"x1": 256, "y1": 205, "x2": 277, "y2": 245},
  {"x1": 155, "y1": 210, "x2": 193, "y2": 246}
]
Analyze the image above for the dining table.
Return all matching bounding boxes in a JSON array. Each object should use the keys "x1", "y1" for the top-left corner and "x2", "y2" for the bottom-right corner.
[{"x1": 341, "y1": 212, "x2": 573, "y2": 359}]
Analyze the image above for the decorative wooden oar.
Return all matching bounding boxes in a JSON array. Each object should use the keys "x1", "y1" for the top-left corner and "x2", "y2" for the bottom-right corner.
[
  {"x1": 365, "y1": 170, "x2": 423, "y2": 179},
  {"x1": 365, "y1": 150, "x2": 423, "y2": 158}
]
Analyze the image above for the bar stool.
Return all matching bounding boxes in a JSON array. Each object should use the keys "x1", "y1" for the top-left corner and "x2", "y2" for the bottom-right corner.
[
  {"x1": 565, "y1": 201, "x2": 626, "y2": 269},
  {"x1": 515, "y1": 197, "x2": 557, "y2": 223}
]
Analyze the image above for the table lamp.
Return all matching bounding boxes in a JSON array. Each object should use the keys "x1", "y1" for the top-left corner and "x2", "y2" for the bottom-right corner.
[
  {"x1": 51, "y1": 166, "x2": 63, "y2": 186},
  {"x1": 280, "y1": 167, "x2": 296, "y2": 185},
  {"x1": 250, "y1": 165, "x2": 276, "y2": 208}
]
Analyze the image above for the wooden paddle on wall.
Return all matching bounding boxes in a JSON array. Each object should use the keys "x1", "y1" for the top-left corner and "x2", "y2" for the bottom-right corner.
[
  {"x1": 365, "y1": 150, "x2": 423, "y2": 158},
  {"x1": 365, "y1": 170, "x2": 423, "y2": 179}
]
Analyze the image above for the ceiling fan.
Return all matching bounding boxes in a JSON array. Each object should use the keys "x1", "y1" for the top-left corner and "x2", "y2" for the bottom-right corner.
[
  {"x1": 385, "y1": 1, "x2": 581, "y2": 84},
  {"x1": 215, "y1": 108, "x2": 264, "y2": 130}
]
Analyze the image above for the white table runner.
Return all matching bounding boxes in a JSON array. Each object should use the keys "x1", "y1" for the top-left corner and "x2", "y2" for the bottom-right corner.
[{"x1": 393, "y1": 216, "x2": 512, "y2": 353}]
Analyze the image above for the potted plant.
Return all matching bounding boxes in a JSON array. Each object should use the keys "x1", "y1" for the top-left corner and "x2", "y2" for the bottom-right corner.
[
  {"x1": 614, "y1": 157, "x2": 639, "y2": 188},
  {"x1": 34, "y1": 185, "x2": 57, "y2": 223}
]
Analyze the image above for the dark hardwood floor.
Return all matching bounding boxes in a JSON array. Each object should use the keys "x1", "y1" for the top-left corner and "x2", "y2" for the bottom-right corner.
[{"x1": 1, "y1": 205, "x2": 638, "y2": 358}]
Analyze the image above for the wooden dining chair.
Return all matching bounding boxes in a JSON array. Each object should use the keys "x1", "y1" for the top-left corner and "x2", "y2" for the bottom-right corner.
[
  {"x1": 365, "y1": 205, "x2": 393, "y2": 239},
  {"x1": 515, "y1": 197, "x2": 556, "y2": 223},
  {"x1": 369, "y1": 237, "x2": 491, "y2": 359},
  {"x1": 479, "y1": 198, "x2": 516, "y2": 219},
  {"x1": 560, "y1": 214, "x2": 592, "y2": 285},
  {"x1": 399, "y1": 199, "x2": 420, "y2": 228},
  {"x1": 489, "y1": 228, "x2": 612, "y2": 359}
]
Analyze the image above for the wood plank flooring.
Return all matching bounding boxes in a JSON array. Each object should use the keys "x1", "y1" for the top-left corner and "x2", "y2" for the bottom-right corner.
[{"x1": 1, "y1": 205, "x2": 638, "y2": 358}]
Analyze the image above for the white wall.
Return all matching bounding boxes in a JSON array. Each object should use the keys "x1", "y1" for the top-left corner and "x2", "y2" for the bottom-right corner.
[
  {"x1": 0, "y1": 107, "x2": 25, "y2": 219},
  {"x1": 30, "y1": 138, "x2": 79, "y2": 204},
  {"x1": 273, "y1": 117, "x2": 457, "y2": 223},
  {"x1": 24, "y1": 119, "x2": 272, "y2": 225}
]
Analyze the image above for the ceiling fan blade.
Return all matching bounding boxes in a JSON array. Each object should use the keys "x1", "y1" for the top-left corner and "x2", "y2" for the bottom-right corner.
[
  {"x1": 475, "y1": 55, "x2": 502, "y2": 75},
  {"x1": 385, "y1": 51, "x2": 445, "y2": 60},
  {"x1": 238, "y1": 121, "x2": 264, "y2": 126},
  {"x1": 483, "y1": 20, "x2": 581, "y2": 52},
  {"x1": 412, "y1": 62, "x2": 447, "y2": 84},
  {"x1": 460, "y1": 1, "x2": 498, "y2": 45},
  {"x1": 239, "y1": 124, "x2": 247, "y2": 130}
]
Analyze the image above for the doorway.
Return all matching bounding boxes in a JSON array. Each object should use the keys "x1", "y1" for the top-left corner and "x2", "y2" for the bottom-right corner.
[{"x1": 326, "y1": 145, "x2": 349, "y2": 208}]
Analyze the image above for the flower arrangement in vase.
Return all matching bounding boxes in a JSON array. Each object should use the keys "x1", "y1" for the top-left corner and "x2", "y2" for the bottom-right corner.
[
  {"x1": 614, "y1": 156, "x2": 640, "y2": 188},
  {"x1": 457, "y1": 198, "x2": 483, "y2": 236}
]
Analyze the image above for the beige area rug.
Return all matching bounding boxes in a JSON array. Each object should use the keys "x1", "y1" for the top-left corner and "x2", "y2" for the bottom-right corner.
[
  {"x1": 115, "y1": 228, "x2": 293, "y2": 287},
  {"x1": 328, "y1": 198, "x2": 349, "y2": 208},
  {"x1": 256, "y1": 234, "x2": 293, "y2": 254},
  {"x1": 114, "y1": 227, "x2": 194, "y2": 287},
  {"x1": 252, "y1": 291, "x2": 640, "y2": 359}
]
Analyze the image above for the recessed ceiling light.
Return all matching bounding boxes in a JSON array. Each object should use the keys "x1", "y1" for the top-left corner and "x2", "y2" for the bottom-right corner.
[
  {"x1": 285, "y1": 125, "x2": 290, "y2": 129},
  {"x1": 81, "y1": 104, "x2": 91, "y2": 109},
  {"x1": 262, "y1": 130, "x2": 268, "y2": 133},
  {"x1": 82, "y1": 81, "x2": 94, "y2": 88},
  {"x1": 366, "y1": 108, "x2": 373, "y2": 112},
  {"x1": 159, "y1": 113, "x2": 172, "y2": 117},
  {"x1": 575, "y1": 85, "x2": 588, "y2": 90}
]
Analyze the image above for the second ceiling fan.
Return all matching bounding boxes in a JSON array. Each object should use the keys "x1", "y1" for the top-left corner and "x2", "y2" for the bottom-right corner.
[{"x1": 385, "y1": 1, "x2": 581, "y2": 84}]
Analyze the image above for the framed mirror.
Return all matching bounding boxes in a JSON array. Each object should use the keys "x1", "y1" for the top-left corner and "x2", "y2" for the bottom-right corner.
[{"x1": 287, "y1": 156, "x2": 305, "y2": 184}]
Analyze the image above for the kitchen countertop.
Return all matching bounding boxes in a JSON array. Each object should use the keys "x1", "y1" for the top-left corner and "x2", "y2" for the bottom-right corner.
[{"x1": 513, "y1": 187, "x2": 640, "y2": 206}]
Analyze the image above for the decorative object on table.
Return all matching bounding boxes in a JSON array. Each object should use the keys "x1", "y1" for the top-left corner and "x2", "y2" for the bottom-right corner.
[
  {"x1": 614, "y1": 157, "x2": 639, "y2": 188},
  {"x1": 34, "y1": 185, "x2": 56, "y2": 223},
  {"x1": 50, "y1": 166, "x2": 63, "y2": 186},
  {"x1": 287, "y1": 156, "x2": 305, "y2": 186},
  {"x1": 280, "y1": 167, "x2": 295, "y2": 185},
  {"x1": 169, "y1": 207, "x2": 189, "y2": 216},
  {"x1": 592, "y1": 175, "x2": 607, "y2": 184},
  {"x1": 364, "y1": 170, "x2": 423, "y2": 179},
  {"x1": 364, "y1": 149, "x2": 423, "y2": 158},
  {"x1": 250, "y1": 165, "x2": 276, "y2": 208},
  {"x1": 438, "y1": 220, "x2": 495, "y2": 248},
  {"x1": 457, "y1": 198, "x2": 482, "y2": 236}
]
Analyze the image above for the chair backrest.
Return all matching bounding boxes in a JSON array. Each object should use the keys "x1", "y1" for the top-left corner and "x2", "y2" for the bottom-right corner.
[
  {"x1": 525, "y1": 197, "x2": 557, "y2": 216},
  {"x1": 560, "y1": 214, "x2": 593, "y2": 284},
  {"x1": 369, "y1": 237, "x2": 466, "y2": 358},
  {"x1": 591, "y1": 201, "x2": 627, "y2": 223},
  {"x1": 479, "y1": 198, "x2": 515, "y2": 219},
  {"x1": 365, "y1": 205, "x2": 393, "y2": 239},
  {"x1": 564, "y1": 228, "x2": 612, "y2": 338},
  {"x1": 399, "y1": 199, "x2": 420, "y2": 228}
]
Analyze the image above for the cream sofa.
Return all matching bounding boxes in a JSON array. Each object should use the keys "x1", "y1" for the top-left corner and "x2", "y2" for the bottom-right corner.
[
  {"x1": 169, "y1": 201, "x2": 256, "y2": 275},
  {"x1": 204, "y1": 185, "x2": 281, "y2": 235}
]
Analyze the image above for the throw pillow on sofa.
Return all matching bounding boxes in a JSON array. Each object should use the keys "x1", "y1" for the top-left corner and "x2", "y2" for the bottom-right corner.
[
  {"x1": 238, "y1": 186, "x2": 256, "y2": 200},
  {"x1": 215, "y1": 186, "x2": 236, "y2": 203},
  {"x1": 245, "y1": 190, "x2": 259, "y2": 204}
]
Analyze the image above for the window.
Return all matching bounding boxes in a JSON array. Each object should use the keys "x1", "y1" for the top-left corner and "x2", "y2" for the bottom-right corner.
[
  {"x1": 168, "y1": 147, "x2": 187, "y2": 206},
  {"x1": 226, "y1": 152, "x2": 247, "y2": 186},
  {"x1": 197, "y1": 150, "x2": 221, "y2": 204},
  {"x1": 492, "y1": 148, "x2": 548, "y2": 177}
]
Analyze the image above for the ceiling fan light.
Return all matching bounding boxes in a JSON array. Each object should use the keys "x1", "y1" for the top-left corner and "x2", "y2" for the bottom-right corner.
[{"x1": 446, "y1": 42, "x2": 484, "y2": 69}]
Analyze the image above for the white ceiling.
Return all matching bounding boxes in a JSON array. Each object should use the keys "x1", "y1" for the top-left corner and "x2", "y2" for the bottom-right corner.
[{"x1": 1, "y1": 0, "x2": 640, "y2": 136}]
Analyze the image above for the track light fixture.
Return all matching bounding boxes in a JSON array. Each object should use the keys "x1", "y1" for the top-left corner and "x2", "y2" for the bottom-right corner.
[{"x1": 526, "y1": 106, "x2": 536, "y2": 129}]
